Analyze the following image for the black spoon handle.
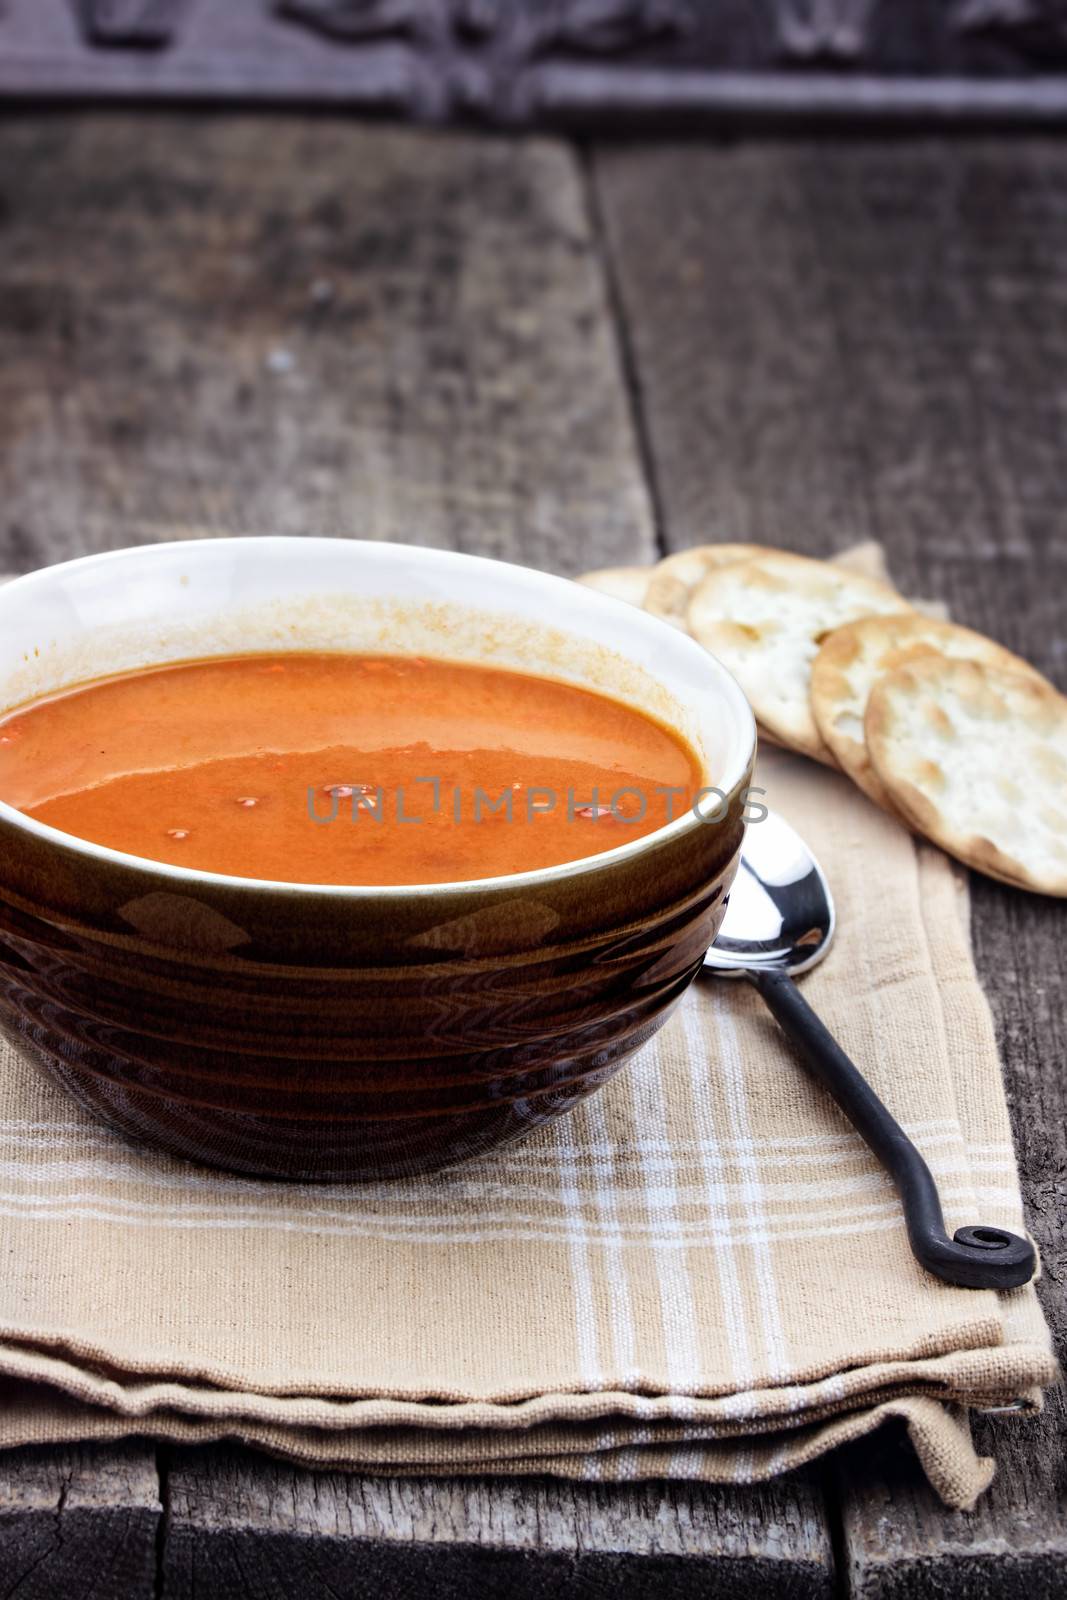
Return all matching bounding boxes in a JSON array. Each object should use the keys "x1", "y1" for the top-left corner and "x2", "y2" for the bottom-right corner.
[{"x1": 749, "y1": 968, "x2": 1036, "y2": 1291}]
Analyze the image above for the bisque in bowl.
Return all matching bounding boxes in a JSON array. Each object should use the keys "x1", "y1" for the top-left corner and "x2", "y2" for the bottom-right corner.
[{"x1": 0, "y1": 539, "x2": 755, "y2": 1180}]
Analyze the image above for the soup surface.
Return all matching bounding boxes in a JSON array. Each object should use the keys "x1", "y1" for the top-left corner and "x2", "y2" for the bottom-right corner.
[{"x1": 0, "y1": 654, "x2": 701, "y2": 885}]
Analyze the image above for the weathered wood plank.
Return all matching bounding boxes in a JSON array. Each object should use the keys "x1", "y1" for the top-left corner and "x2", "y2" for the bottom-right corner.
[
  {"x1": 592, "y1": 138, "x2": 1067, "y2": 678},
  {"x1": 0, "y1": 113, "x2": 653, "y2": 575},
  {"x1": 0, "y1": 117, "x2": 830, "y2": 1597},
  {"x1": 842, "y1": 854, "x2": 1067, "y2": 1600},
  {"x1": 0, "y1": 1441, "x2": 160, "y2": 1599},
  {"x1": 594, "y1": 137, "x2": 1067, "y2": 1596},
  {"x1": 835, "y1": 1408, "x2": 1067, "y2": 1600},
  {"x1": 161, "y1": 1448, "x2": 833, "y2": 1600}
]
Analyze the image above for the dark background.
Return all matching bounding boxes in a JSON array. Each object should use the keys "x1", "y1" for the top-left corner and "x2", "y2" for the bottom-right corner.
[{"x1": 5, "y1": 0, "x2": 1067, "y2": 126}]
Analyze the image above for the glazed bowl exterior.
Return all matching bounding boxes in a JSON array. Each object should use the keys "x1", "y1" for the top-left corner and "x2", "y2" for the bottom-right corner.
[{"x1": 0, "y1": 539, "x2": 755, "y2": 1180}]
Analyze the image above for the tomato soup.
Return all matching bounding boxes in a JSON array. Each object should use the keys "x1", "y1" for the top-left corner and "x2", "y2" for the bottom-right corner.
[{"x1": 0, "y1": 654, "x2": 701, "y2": 886}]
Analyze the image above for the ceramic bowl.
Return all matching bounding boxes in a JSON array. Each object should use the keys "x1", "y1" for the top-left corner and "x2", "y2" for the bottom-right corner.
[{"x1": 0, "y1": 539, "x2": 755, "y2": 1179}]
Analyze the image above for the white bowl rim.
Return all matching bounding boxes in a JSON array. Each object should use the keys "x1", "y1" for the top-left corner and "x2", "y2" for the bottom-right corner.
[{"x1": 0, "y1": 537, "x2": 757, "y2": 900}]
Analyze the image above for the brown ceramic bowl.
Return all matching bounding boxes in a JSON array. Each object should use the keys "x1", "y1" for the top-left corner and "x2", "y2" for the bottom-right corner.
[{"x1": 0, "y1": 539, "x2": 755, "y2": 1179}]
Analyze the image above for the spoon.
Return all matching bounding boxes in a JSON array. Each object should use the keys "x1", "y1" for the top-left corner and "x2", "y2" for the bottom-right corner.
[{"x1": 703, "y1": 810, "x2": 1036, "y2": 1291}]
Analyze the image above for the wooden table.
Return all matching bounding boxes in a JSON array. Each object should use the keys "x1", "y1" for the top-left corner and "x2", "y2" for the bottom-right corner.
[{"x1": 0, "y1": 115, "x2": 1063, "y2": 1599}]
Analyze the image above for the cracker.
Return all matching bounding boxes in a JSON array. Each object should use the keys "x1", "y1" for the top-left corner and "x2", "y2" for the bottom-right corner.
[
  {"x1": 811, "y1": 614, "x2": 1046, "y2": 812},
  {"x1": 688, "y1": 552, "x2": 911, "y2": 763},
  {"x1": 576, "y1": 566, "x2": 651, "y2": 608},
  {"x1": 643, "y1": 544, "x2": 771, "y2": 628},
  {"x1": 825, "y1": 540, "x2": 893, "y2": 585},
  {"x1": 866, "y1": 657, "x2": 1067, "y2": 896}
]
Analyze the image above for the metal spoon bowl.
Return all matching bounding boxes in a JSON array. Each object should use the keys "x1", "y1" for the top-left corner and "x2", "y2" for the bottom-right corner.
[{"x1": 703, "y1": 811, "x2": 1036, "y2": 1291}]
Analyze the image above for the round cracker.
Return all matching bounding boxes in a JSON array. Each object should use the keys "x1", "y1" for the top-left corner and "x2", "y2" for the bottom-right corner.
[
  {"x1": 811, "y1": 614, "x2": 1047, "y2": 813},
  {"x1": 576, "y1": 566, "x2": 651, "y2": 608},
  {"x1": 866, "y1": 657, "x2": 1067, "y2": 896},
  {"x1": 688, "y1": 552, "x2": 911, "y2": 764},
  {"x1": 643, "y1": 544, "x2": 772, "y2": 628}
]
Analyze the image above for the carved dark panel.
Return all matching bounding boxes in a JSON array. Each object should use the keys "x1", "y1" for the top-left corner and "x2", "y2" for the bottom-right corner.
[
  {"x1": 275, "y1": 0, "x2": 419, "y2": 43},
  {"x1": 450, "y1": 0, "x2": 490, "y2": 36},
  {"x1": 77, "y1": 0, "x2": 188, "y2": 46},
  {"x1": 520, "y1": 1, "x2": 690, "y2": 57},
  {"x1": 275, "y1": 0, "x2": 690, "y2": 55},
  {"x1": 955, "y1": 0, "x2": 1067, "y2": 61},
  {"x1": 773, "y1": 0, "x2": 877, "y2": 62},
  {"x1": 4, "y1": 0, "x2": 1067, "y2": 124}
]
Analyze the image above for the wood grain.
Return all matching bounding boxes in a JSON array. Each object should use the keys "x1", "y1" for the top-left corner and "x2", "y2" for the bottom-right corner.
[
  {"x1": 0, "y1": 113, "x2": 653, "y2": 575},
  {"x1": 160, "y1": 1448, "x2": 833, "y2": 1599},
  {"x1": 0, "y1": 115, "x2": 830, "y2": 1599},
  {"x1": 835, "y1": 1410, "x2": 1067, "y2": 1600},
  {"x1": 592, "y1": 138, "x2": 1067, "y2": 682},
  {"x1": 1, "y1": 121, "x2": 1063, "y2": 1598},
  {"x1": 594, "y1": 135, "x2": 1067, "y2": 1595},
  {"x1": 0, "y1": 1441, "x2": 159, "y2": 1599}
]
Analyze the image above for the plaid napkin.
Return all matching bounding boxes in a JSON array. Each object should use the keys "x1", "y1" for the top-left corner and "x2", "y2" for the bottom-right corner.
[{"x1": 0, "y1": 562, "x2": 1055, "y2": 1509}]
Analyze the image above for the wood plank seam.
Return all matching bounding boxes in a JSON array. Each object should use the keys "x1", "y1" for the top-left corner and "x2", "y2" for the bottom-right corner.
[
  {"x1": 589, "y1": 137, "x2": 1067, "y2": 1597},
  {"x1": 154, "y1": 1447, "x2": 168, "y2": 1600},
  {"x1": 576, "y1": 141, "x2": 670, "y2": 561}
]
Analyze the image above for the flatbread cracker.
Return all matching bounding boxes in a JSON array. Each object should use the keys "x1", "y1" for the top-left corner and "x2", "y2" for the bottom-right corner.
[
  {"x1": 811, "y1": 614, "x2": 1046, "y2": 812},
  {"x1": 866, "y1": 657, "x2": 1067, "y2": 896},
  {"x1": 644, "y1": 544, "x2": 771, "y2": 628},
  {"x1": 825, "y1": 540, "x2": 893, "y2": 584},
  {"x1": 688, "y1": 552, "x2": 911, "y2": 763},
  {"x1": 576, "y1": 566, "x2": 651, "y2": 608}
]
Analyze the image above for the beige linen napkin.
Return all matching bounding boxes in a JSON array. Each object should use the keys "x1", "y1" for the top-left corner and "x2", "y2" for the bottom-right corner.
[{"x1": 0, "y1": 562, "x2": 1055, "y2": 1509}]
